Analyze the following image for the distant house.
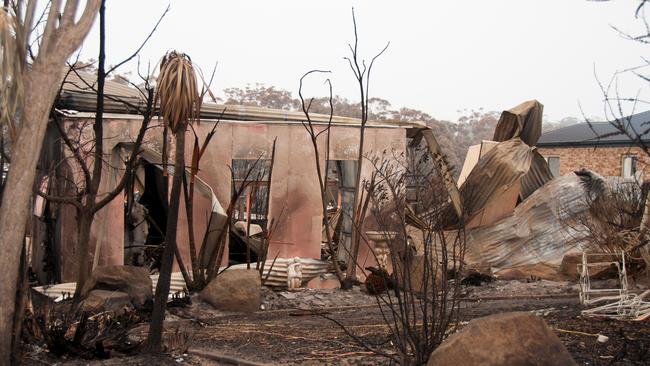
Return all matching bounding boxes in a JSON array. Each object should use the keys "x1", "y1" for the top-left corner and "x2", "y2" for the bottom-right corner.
[{"x1": 537, "y1": 111, "x2": 650, "y2": 180}]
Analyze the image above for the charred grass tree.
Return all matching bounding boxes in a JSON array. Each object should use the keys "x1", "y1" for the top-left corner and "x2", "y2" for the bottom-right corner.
[
  {"x1": 325, "y1": 151, "x2": 466, "y2": 365},
  {"x1": 146, "y1": 51, "x2": 200, "y2": 353}
]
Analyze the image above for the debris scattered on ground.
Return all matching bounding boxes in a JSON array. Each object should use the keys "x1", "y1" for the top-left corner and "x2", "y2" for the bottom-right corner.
[
  {"x1": 461, "y1": 279, "x2": 578, "y2": 299},
  {"x1": 262, "y1": 286, "x2": 377, "y2": 310},
  {"x1": 461, "y1": 269, "x2": 496, "y2": 286}
]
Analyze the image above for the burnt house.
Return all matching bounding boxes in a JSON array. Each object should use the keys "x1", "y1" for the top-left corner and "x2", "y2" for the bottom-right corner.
[{"x1": 30, "y1": 71, "x2": 428, "y2": 284}]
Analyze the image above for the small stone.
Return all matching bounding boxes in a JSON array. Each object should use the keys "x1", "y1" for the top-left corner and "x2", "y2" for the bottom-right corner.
[{"x1": 597, "y1": 334, "x2": 609, "y2": 343}]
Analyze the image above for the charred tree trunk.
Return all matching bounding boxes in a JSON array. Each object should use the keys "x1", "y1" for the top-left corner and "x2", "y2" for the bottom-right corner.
[
  {"x1": 10, "y1": 239, "x2": 29, "y2": 365},
  {"x1": 74, "y1": 211, "x2": 94, "y2": 299},
  {"x1": 146, "y1": 128, "x2": 185, "y2": 352}
]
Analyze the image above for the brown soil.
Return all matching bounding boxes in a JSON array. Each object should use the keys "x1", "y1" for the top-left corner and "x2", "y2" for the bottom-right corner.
[{"x1": 22, "y1": 280, "x2": 650, "y2": 365}]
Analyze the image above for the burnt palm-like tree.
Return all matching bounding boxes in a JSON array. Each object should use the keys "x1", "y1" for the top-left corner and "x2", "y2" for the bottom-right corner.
[{"x1": 146, "y1": 51, "x2": 200, "y2": 352}]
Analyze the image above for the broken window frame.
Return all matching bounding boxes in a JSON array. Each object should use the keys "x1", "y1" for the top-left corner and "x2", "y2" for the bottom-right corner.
[{"x1": 231, "y1": 159, "x2": 272, "y2": 227}]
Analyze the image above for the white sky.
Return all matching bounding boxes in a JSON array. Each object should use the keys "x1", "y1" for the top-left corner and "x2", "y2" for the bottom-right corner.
[{"x1": 76, "y1": 0, "x2": 650, "y2": 122}]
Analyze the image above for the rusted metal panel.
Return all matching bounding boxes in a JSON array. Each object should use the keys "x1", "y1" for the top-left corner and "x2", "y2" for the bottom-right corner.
[
  {"x1": 460, "y1": 138, "x2": 533, "y2": 221},
  {"x1": 457, "y1": 100, "x2": 553, "y2": 225},
  {"x1": 520, "y1": 149, "x2": 554, "y2": 200},
  {"x1": 492, "y1": 99, "x2": 544, "y2": 146}
]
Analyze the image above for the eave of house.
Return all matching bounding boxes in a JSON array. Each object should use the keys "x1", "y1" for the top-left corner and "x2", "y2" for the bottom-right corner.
[
  {"x1": 59, "y1": 70, "x2": 426, "y2": 130},
  {"x1": 537, "y1": 140, "x2": 650, "y2": 148},
  {"x1": 58, "y1": 110, "x2": 425, "y2": 130}
]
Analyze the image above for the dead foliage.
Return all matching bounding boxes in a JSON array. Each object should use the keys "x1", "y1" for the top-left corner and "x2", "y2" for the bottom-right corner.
[
  {"x1": 564, "y1": 171, "x2": 649, "y2": 273},
  {"x1": 320, "y1": 149, "x2": 466, "y2": 365},
  {"x1": 156, "y1": 51, "x2": 200, "y2": 132},
  {"x1": 23, "y1": 303, "x2": 144, "y2": 359},
  {"x1": 163, "y1": 326, "x2": 194, "y2": 355}
]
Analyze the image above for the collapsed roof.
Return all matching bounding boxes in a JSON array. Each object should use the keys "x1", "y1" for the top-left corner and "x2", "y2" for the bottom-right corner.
[{"x1": 456, "y1": 100, "x2": 595, "y2": 274}]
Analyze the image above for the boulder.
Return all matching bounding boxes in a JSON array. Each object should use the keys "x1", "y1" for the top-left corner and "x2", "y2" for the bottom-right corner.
[
  {"x1": 79, "y1": 290, "x2": 132, "y2": 314},
  {"x1": 80, "y1": 265, "x2": 152, "y2": 308},
  {"x1": 427, "y1": 312, "x2": 576, "y2": 366},
  {"x1": 200, "y1": 269, "x2": 261, "y2": 312},
  {"x1": 559, "y1": 252, "x2": 583, "y2": 279}
]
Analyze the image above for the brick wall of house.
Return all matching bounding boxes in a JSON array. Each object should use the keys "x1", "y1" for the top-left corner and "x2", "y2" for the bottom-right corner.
[{"x1": 537, "y1": 145, "x2": 649, "y2": 179}]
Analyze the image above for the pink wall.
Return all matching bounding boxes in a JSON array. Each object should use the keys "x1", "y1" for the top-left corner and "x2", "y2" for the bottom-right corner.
[{"x1": 60, "y1": 117, "x2": 407, "y2": 279}]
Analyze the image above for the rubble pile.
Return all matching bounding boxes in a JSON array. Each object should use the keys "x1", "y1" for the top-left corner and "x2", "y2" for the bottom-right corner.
[
  {"x1": 461, "y1": 279, "x2": 578, "y2": 299},
  {"x1": 261, "y1": 286, "x2": 376, "y2": 310}
]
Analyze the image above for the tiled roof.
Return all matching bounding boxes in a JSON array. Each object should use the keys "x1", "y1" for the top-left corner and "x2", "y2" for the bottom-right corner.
[{"x1": 538, "y1": 110, "x2": 650, "y2": 146}]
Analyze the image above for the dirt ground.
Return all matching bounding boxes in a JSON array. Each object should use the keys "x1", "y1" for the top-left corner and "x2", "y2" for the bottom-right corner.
[{"x1": 22, "y1": 279, "x2": 650, "y2": 365}]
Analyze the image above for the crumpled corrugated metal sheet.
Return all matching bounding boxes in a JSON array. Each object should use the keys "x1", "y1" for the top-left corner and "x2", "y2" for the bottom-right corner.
[
  {"x1": 418, "y1": 127, "x2": 464, "y2": 218},
  {"x1": 455, "y1": 100, "x2": 552, "y2": 222},
  {"x1": 491, "y1": 99, "x2": 553, "y2": 201},
  {"x1": 520, "y1": 150, "x2": 554, "y2": 200},
  {"x1": 231, "y1": 258, "x2": 330, "y2": 287},
  {"x1": 460, "y1": 138, "x2": 533, "y2": 219},
  {"x1": 118, "y1": 144, "x2": 228, "y2": 268},
  {"x1": 492, "y1": 99, "x2": 544, "y2": 146},
  {"x1": 464, "y1": 173, "x2": 590, "y2": 271},
  {"x1": 33, "y1": 272, "x2": 189, "y2": 302}
]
